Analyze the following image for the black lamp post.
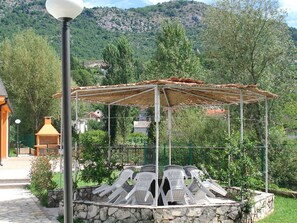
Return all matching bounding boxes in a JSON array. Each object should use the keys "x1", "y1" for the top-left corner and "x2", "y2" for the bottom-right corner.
[
  {"x1": 45, "y1": 0, "x2": 83, "y2": 222},
  {"x1": 15, "y1": 119, "x2": 21, "y2": 157}
]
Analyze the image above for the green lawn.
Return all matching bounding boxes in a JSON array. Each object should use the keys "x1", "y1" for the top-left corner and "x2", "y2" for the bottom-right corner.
[
  {"x1": 259, "y1": 195, "x2": 297, "y2": 223},
  {"x1": 9, "y1": 147, "x2": 17, "y2": 157},
  {"x1": 53, "y1": 172, "x2": 98, "y2": 189}
]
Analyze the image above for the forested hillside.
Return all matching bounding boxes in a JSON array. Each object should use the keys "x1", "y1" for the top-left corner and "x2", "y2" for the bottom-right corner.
[{"x1": 0, "y1": 0, "x2": 208, "y2": 60}]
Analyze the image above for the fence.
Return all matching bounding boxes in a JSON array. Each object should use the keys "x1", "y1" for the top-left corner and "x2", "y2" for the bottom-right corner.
[{"x1": 109, "y1": 144, "x2": 266, "y2": 180}]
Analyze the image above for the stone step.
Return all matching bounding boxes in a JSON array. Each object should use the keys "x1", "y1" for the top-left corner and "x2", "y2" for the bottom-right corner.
[
  {"x1": 0, "y1": 178, "x2": 30, "y2": 189},
  {"x1": 0, "y1": 182, "x2": 30, "y2": 189}
]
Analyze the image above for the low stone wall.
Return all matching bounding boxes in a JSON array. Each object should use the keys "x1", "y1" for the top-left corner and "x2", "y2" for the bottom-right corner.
[
  {"x1": 48, "y1": 185, "x2": 102, "y2": 207},
  {"x1": 56, "y1": 186, "x2": 274, "y2": 222},
  {"x1": 48, "y1": 189, "x2": 63, "y2": 207},
  {"x1": 70, "y1": 202, "x2": 242, "y2": 223},
  {"x1": 247, "y1": 191, "x2": 274, "y2": 222}
]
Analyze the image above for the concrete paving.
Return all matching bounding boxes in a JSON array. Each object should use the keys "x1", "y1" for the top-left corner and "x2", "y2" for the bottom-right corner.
[{"x1": 0, "y1": 156, "x2": 60, "y2": 223}]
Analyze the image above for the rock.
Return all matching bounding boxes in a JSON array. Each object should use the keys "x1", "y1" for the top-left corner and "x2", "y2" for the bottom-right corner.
[
  {"x1": 187, "y1": 208, "x2": 203, "y2": 217},
  {"x1": 228, "y1": 207, "x2": 239, "y2": 220},
  {"x1": 114, "y1": 209, "x2": 132, "y2": 220},
  {"x1": 105, "y1": 217, "x2": 116, "y2": 223},
  {"x1": 100, "y1": 207, "x2": 108, "y2": 221},
  {"x1": 77, "y1": 211, "x2": 87, "y2": 219},
  {"x1": 108, "y1": 207, "x2": 118, "y2": 216},
  {"x1": 141, "y1": 208, "x2": 153, "y2": 220},
  {"x1": 216, "y1": 206, "x2": 229, "y2": 215},
  {"x1": 87, "y1": 205, "x2": 99, "y2": 219},
  {"x1": 171, "y1": 209, "x2": 187, "y2": 217}
]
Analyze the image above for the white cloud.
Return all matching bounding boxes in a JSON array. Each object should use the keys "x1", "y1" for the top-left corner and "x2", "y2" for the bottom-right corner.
[
  {"x1": 280, "y1": 0, "x2": 297, "y2": 13},
  {"x1": 279, "y1": 0, "x2": 297, "y2": 28},
  {"x1": 148, "y1": 0, "x2": 169, "y2": 4},
  {"x1": 148, "y1": 0, "x2": 213, "y2": 4}
]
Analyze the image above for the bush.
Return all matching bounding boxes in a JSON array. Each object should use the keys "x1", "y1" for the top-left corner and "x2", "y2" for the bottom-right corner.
[
  {"x1": 29, "y1": 156, "x2": 57, "y2": 206},
  {"x1": 79, "y1": 130, "x2": 114, "y2": 184},
  {"x1": 126, "y1": 132, "x2": 148, "y2": 145}
]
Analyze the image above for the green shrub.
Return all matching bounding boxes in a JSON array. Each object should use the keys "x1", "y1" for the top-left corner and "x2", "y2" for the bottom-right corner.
[
  {"x1": 79, "y1": 130, "x2": 115, "y2": 184},
  {"x1": 126, "y1": 132, "x2": 148, "y2": 145},
  {"x1": 28, "y1": 156, "x2": 57, "y2": 206}
]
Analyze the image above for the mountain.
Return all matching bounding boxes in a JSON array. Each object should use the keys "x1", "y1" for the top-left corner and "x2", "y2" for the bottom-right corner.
[
  {"x1": 0, "y1": 0, "x2": 295, "y2": 61},
  {"x1": 84, "y1": 0, "x2": 151, "y2": 9},
  {"x1": 0, "y1": 0, "x2": 207, "y2": 60}
]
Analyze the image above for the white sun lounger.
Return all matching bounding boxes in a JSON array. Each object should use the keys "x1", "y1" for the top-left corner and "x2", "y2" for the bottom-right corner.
[
  {"x1": 160, "y1": 168, "x2": 196, "y2": 205},
  {"x1": 92, "y1": 169, "x2": 134, "y2": 197},
  {"x1": 125, "y1": 172, "x2": 156, "y2": 205}
]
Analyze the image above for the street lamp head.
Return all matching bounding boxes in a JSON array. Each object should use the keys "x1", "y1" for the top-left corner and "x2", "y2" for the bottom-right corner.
[
  {"x1": 46, "y1": 0, "x2": 84, "y2": 20},
  {"x1": 15, "y1": 119, "x2": 21, "y2": 124}
]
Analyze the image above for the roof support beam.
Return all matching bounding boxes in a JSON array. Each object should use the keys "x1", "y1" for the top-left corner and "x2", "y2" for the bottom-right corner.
[
  {"x1": 168, "y1": 88, "x2": 229, "y2": 105},
  {"x1": 227, "y1": 105, "x2": 231, "y2": 187},
  {"x1": 108, "y1": 104, "x2": 111, "y2": 162},
  {"x1": 110, "y1": 88, "x2": 155, "y2": 105},
  {"x1": 265, "y1": 98, "x2": 269, "y2": 193},
  {"x1": 154, "y1": 86, "x2": 160, "y2": 207}
]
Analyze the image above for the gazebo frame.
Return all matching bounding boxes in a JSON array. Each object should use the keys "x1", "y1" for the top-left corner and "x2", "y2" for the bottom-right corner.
[{"x1": 55, "y1": 77, "x2": 276, "y2": 206}]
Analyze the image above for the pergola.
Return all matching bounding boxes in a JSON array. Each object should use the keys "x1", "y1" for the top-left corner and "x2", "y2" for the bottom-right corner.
[{"x1": 54, "y1": 77, "x2": 277, "y2": 205}]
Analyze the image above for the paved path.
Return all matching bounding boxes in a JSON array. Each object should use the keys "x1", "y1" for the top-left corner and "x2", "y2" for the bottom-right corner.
[
  {"x1": 0, "y1": 189, "x2": 59, "y2": 223},
  {"x1": 0, "y1": 156, "x2": 59, "y2": 223}
]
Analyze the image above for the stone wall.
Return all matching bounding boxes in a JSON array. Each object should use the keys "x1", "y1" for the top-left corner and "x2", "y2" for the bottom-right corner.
[
  {"x1": 56, "y1": 187, "x2": 274, "y2": 223},
  {"x1": 48, "y1": 185, "x2": 103, "y2": 207},
  {"x1": 48, "y1": 189, "x2": 63, "y2": 207},
  {"x1": 69, "y1": 202, "x2": 243, "y2": 223}
]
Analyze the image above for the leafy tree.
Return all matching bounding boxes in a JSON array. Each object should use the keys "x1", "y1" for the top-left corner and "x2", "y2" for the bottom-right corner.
[
  {"x1": 200, "y1": 0, "x2": 295, "y2": 85},
  {"x1": 71, "y1": 68, "x2": 94, "y2": 86},
  {"x1": 102, "y1": 37, "x2": 136, "y2": 145},
  {"x1": 78, "y1": 130, "x2": 112, "y2": 184},
  {"x1": 201, "y1": 0, "x2": 297, "y2": 189},
  {"x1": 145, "y1": 19, "x2": 204, "y2": 79},
  {"x1": 200, "y1": 0, "x2": 296, "y2": 136},
  {"x1": 103, "y1": 36, "x2": 134, "y2": 85},
  {"x1": 0, "y1": 29, "x2": 61, "y2": 133}
]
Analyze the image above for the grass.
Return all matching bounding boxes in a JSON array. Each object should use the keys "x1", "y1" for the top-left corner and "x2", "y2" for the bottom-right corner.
[
  {"x1": 259, "y1": 195, "x2": 297, "y2": 223},
  {"x1": 53, "y1": 172, "x2": 98, "y2": 189},
  {"x1": 9, "y1": 147, "x2": 17, "y2": 157}
]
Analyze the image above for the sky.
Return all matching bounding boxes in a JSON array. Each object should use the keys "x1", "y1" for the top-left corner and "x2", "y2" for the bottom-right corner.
[{"x1": 84, "y1": 0, "x2": 297, "y2": 28}]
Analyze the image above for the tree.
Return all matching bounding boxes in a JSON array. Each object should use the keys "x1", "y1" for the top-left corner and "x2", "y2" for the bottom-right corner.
[
  {"x1": 200, "y1": 0, "x2": 296, "y2": 138},
  {"x1": 0, "y1": 29, "x2": 61, "y2": 133},
  {"x1": 200, "y1": 0, "x2": 295, "y2": 85},
  {"x1": 200, "y1": 0, "x2": 297, "y2": 189},
  {"x1": 103, "y1": 36, "x2": 134, "y2": 85},
  {"x1": 146, "y1": 19, "x2": 204, "y2": 79},
  {"x1": 102, "y1": 37, "x2": 135, "y2": 144},
  {"x1": 71, "y1": 68, "x2": 94, "y2": 86}
]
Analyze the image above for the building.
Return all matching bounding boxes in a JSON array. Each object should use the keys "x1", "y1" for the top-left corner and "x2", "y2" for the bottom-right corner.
[
  {"x1": 133, "y1": 121, "x2": 151, "y2": 134},
  {"x1": 0, "y1": 79, "x2": 12, "y2": 160}
]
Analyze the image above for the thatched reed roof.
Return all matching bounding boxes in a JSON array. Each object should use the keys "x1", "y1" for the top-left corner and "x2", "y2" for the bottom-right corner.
[{"x1": 53, "y1": 77, "x2": 277, "y2": 108}]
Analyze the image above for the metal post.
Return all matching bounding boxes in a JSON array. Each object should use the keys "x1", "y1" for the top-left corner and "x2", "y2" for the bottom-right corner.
[
  {"x1": 240, "y1": 91, "x2": 243, "y2": 144},
  {"x1": 59, "y1": 98, "x2": 63, "y2": 189},
  {"x1": 240, "y1": 91, "x2": 244, "y2": 202},
  {"x1": 108, "y1": 104, "x2": 111, "y2": 161},
  {"x1": 62, "y1": 18, "x2": 73, "y2": 223},
  {"x1": 189, "y1": 143, "x2": 193, "y2": 165},
  {"x1": 154, "y1": 86, "x2": 160, "y2": 206},
  {"x1": 163, "y1": 144, "x2": 166, "y2": 165},
  {"x1": 16, "y1": 124, "x2": 19, "y2": 157},
  {"x1": 227, "y1": 105, "x2": 231, "y2": 187},
  {"x1": 168, "y1": 108, "x2": 172, "y2": 165},
  {"x1": 74, "y1": 92, "x2": 78, "y2": 182},
  {"x1": 265, "y1": 98, "x2": 269, "y2": 193}
]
